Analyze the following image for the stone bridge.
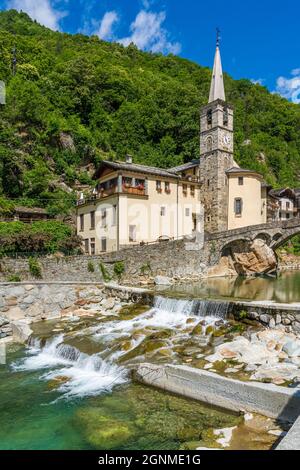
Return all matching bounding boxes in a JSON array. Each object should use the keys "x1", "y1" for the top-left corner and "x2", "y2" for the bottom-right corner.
[{"x1": 206, "y1": 218, "x2": 300, "y2": 276}]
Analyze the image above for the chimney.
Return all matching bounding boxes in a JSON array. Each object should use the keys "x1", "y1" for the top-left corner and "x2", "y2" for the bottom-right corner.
[{"x1": 126, "y1": 154, "x2": 133, "y2": 164}]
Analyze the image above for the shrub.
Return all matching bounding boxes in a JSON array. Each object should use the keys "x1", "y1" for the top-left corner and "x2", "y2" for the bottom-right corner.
[
  {"x1": 0, "y1": 221, "x2": 81, "y2": 255},
  {"x1": 7, "y1": 274, "x2": 21, "y2": 282},
  {"x1": 28, "y1": 257, "x2": 42, "y2": 279},
  {"x1": 87, "y1": 260, "x2": 95, "y2": 273},
  {"x1": 140, "y1": 262, "x2": 151, "y2": 275},
  {"x1": 99, "y1": 262, "x2": 111, "y2": 282},
  {"x1": 114, "y1": 261, "x2": 125, "y2": 280},
  {"x1": 238, "y1": 310, "x2": 248, "y2": 320}
]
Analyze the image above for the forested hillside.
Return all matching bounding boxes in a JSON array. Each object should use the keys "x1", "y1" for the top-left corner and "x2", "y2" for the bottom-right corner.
[{"x1": 1, "y1": 9, "x2": 300, "y2": 217}]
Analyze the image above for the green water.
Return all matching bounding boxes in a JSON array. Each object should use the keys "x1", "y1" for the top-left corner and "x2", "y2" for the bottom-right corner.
[
  {"x1": 0, "y1": 345, "x2": 241, "y2": 450},
  {"x1": 159, "y1": 271, "x2": 300, "y2": 303}
]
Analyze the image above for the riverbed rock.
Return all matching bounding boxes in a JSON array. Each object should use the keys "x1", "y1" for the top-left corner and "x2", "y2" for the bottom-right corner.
[
  {"x1": 251, "y1": 363, "x2": 300, "y2": 382},
  {"x1": 11, "y1": 320, "x2": 33, "y2": 344},
  {"x1": 0, "y1": 316, "x2": 9, "y2": 327},
  {"x1": 154, "y1": 276, "x2": 172, "y2": 286},
  {"x1": 101, "y1": 298, "x2": 115, "y2": 310},
  {"x1": 260, "y1": 314, "x2": 271, "y2": 325},
  {"x1": 282, "y1": 340, "x2": 300, "y2": 357}
]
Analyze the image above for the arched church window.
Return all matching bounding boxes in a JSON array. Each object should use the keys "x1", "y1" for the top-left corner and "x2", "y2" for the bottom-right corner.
[
  {"x1": 223, "y1": 108, "x2": 228, "y2": 126},
  {"x1": 206, "y1": 136, "x2": 213, "y2": 152},
  {"x1": 207, "y1": 109, "x2": 212, "y2": 126}
]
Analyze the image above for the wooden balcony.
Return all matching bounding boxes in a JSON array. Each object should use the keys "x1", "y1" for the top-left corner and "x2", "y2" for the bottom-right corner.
[{"x1": 122, "y1": 185, "x2": 146, "y2": 196}]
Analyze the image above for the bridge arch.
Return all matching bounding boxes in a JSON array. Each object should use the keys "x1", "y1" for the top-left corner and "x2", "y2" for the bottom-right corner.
[{"x1": 271, "y1": 228, "x2": 300, "y2": 250}]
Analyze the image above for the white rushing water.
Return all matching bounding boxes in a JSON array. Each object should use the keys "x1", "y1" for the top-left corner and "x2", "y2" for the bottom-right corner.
[
  {"x1": 12, "y1": 335, "x2": 128, "y2": 398},
  {"x1": 12, "y1": 295, "x2": 229, "y2": 399}
]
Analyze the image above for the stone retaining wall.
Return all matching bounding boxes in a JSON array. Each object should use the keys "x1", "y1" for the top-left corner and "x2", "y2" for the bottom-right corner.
[
  {"x1": 229, "y1": 301, "x2": 300, "y2": 334},
  {"x1": 0, "y1": 282, "x2": 151, "y2": 342},
  {"x1": 0, "y1": 240, "x2": 210, "y2": 285}
]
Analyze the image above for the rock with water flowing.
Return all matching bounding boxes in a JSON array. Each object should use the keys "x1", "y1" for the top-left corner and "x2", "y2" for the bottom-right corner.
[{"x1": 11, "y1": 320, "x2": 33, "y2": 344}]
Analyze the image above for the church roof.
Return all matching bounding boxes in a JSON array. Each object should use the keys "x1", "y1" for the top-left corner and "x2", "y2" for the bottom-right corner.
[
  {"x1": 209, "y1": 45, "x2": 226, "y2": 103},
  {"x1": 169, "y1": 159, "x2": 200, "y2": 173},
  {"x1": 93, "y1": 160, "x2": 180, "y2": 180},
  {"x1": 226, "y1": 167, "x2": 263, "y2": 177}
]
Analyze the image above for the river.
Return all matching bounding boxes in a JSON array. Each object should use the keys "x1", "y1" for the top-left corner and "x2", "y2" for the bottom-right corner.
[
  {"x1": 1, "y1": 272, "x2": 298, "y2": 450},
  {"x1": 158, "y1": 270, "x2": 300, "y2": 304}
]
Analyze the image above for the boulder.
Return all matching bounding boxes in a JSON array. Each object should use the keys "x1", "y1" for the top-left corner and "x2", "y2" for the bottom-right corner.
[
  {"x1": 225, "y1": 238, "x2": 277, "y2": 276},
  {"x1": 0, "y1": 316, "x2": 9, "y2": 327},
  {"x1": 154, "y1": 276, "x2": 172, "y2": 286},
  {"x1": 283, "y1": 340, "x2": 300, "y2": 357},
  {"x1": 11, "y1": 320, "x2": 33, "y2": 344},
  {"x1": 101, "y1": 297, "x2": 115, "y2": 310}
]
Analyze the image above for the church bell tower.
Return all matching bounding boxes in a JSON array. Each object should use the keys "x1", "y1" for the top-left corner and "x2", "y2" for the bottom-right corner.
[{"x1": 199, "y1": 31, "x2": 234, "y2": 233}]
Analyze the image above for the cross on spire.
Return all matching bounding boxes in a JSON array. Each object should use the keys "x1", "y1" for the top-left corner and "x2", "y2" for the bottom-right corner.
[
  {"x1": 208, "y1": 29, "x2": 225, "y2": 103},
  {"x1": 216, "y1": 27, "x2": 221, "y2": 47}
]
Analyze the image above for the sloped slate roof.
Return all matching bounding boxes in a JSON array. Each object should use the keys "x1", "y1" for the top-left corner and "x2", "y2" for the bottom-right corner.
[
  {"x1": 15, "y1": 206, "x2": 48, "y2": 215},
  {"x1": 169, "y1": 159, "x2": 200, "y2": 173},
  {"x1": 94, "y1": 160, "x2": 182, "y2": 180},
  {"x1": 268, "y1": 188, "x2": 296, "y2": 199},
  {"x1": 226, "y1": 166, "x2": 261, "y2": 175}
]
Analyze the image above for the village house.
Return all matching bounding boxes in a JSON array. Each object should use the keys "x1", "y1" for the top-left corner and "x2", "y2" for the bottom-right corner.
[
  {"x1": 267, "y1": 188, "x2": 300, "y2": 222},
  {"x1": 76, "y1": 37, "x2": 270, "y2": 253},
  {"x1": 76, "y1": 156, "x2": 202, "y2": 254}
]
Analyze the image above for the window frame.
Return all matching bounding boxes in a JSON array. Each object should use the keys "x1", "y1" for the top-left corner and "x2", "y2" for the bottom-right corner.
[
  {"x1": 234, "y1": 198, "x2": 243, "y2": 216},
  {"x1": 79, "y1": 214, "x2": 84, "y2": 232},
  {"x1": 90, "y1": 211, "x2": 95, "y2": 230}
]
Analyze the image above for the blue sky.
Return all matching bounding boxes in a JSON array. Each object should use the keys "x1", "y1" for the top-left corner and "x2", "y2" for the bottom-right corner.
[{"x1": 1, "y1": 0, "x2": 300, "y2": 103}]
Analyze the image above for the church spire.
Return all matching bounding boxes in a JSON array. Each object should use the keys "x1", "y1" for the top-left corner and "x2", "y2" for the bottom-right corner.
[{"x1": 209, "y1": 29, "x2": 225, "y2": 103}]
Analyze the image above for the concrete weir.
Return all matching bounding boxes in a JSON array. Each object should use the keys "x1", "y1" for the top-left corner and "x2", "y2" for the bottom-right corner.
[{"x1": 134, "y1": 363, "x2": 300, "y2": 423}]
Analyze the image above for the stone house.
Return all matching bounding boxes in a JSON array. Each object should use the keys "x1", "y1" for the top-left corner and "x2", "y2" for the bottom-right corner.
[{"x1": 267, "y1": 188, "x2": 300, "y2": 222}]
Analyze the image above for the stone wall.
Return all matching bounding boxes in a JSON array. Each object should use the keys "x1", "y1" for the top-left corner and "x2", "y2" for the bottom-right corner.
[
  {"x1": 229, "y1": 301, "x2": 300, "y2": 334},
  {"x1": 0, "y1": 282, "x2": 151, "y2": 342},
  {"x1": 0, "y1": 239, "x2": 211, "y2": 285}
]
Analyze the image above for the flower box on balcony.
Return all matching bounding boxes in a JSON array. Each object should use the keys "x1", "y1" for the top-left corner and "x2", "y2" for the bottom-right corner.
[{"x1": 165, "y1": 189, "x2": 171, "y2": 194}]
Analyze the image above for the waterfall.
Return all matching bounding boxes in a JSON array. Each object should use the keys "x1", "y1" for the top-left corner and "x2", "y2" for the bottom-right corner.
[
  {"x1": 12, "y1": 335, "x2": 128, "y2": 398},
  {"x1": 153, "y1": 296, "x2": 229, "y2": 320}
]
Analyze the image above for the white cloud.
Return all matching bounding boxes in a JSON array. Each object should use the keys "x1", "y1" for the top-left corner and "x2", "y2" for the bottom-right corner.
[
  {"x1": 275, "y1": 70, "x2": 300, "y2": 104},
  {"x1": 8, "y1": 0, "x2": 67, "y2": 31},
  {"x1": 251, "y1": 78, "x2": 265, "y2": 86},
  {"x1": 94, "y1": 11, "x2": 119, "y2": 40},
  {"x1": 119, "y1": 9, "x2": 181, "y2": 55}
]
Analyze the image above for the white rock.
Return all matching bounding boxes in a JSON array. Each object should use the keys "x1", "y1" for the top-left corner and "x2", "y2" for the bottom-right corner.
[
  {"x1": 154, "y1": 276, "x2": 172, "y2": 286},
  {"x1": 214, "y1": 427, "x2": 237, "y2": 448},
  {"x1": 11, "y1": 320, "x2": 33, "y2": 344},
  {"x1": 251, "y1": 363, "x2": 299, "y2": 382},
  {"x1": 283, "y1": 340, "x2": 300, "y2": 357}
]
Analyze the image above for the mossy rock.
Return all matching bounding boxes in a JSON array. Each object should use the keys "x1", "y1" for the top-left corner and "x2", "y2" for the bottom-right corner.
[
  {"x1": 176, "y1": 425, "x2": 202, "y2": 442},
  {"x1": 211, "y1": 360, "x2": 226, "y2": 373},
  {"x1": 206, "y1": 325, "x2": 215, "y2": 335},
  {"x1": 192, "y1": 322, "x2": 204, "y2": 336},
  {"x1": 47, "y1": 375, "x2": 70, "y2": 390},
  {"x1": 120, "y1": 340, "x2": 133, "y2": 352},
  {"x1": 144, "y1": 340, "x2": 168, "y2": 353},
  {"x1": 179, "y1": 441, "x2": 203, "y2": 450},
  {"x1": 147, "y1": 329, "x2": 173, "y2": 340},
  {"x1": 119, "y1": 304, "x2": 149, "y2": 320},
  {"x1": 76, "y1": 409, "x2": 135, "y2": 449}
]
